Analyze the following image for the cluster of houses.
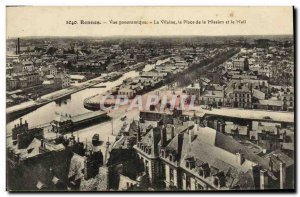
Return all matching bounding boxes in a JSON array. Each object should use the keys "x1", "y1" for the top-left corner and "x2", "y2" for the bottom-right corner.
[
  {"x1": 6, "y1": 101, "x2": 294, "y2": 191},
  {"x1": 184, "y1": 45, "x2": 294, "y2": 111},
  {"x1": 117, "y1": 56, "x2": 189, "y2": 98},
  {"x1": 108, "y1": 107, "x2": 294, "y2": 191},
  {"x1": 7, "y1": 118, "x2": 109, "y2": 191},
  {"x1": 6, "y1": 60, "x2": 75, "y2": 106},
  {"x1": 6, "y1": 38, "x2": 171, "y2": 107}
]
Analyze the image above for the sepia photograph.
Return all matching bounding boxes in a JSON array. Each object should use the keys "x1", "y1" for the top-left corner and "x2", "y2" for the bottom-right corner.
[{"x1": 5, "y1": 6, "x2": 295, "y2": 192}]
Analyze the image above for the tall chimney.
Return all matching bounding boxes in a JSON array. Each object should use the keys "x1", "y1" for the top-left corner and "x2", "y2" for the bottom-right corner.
[
  {"x1": 279, "y1": 162, "x2": 286, "y2": 189},
  {"x1": 189, "y1": 129, "x2": 194, "y2": 144},
  {"x1": 260, "y1": 169, "x2": 268, "y2": 190},
  {"x1": 236, "y1": 152, "x2": 245, "y2": 165},
  {"x1": 17, "y1": 38, "x2": 20, "y2": 54},
  {"x1": 20, "y1": 118, "x2": 23, "y2": 126},
  {"x1": 160, "y1": 127, "x2": 167, "y2": 147},
  {"x1": 194, "y1": 124, "x2": 199, "y2": 132},
  {"x1": 137, "y1": 122, "x2": 141, "y2": 142},
  {"x1": 170, "y1": 125, "x2": 175, "y2": 139},
  {"x1": 15, "y1": 45, "x2": 18, "y2": 55}
]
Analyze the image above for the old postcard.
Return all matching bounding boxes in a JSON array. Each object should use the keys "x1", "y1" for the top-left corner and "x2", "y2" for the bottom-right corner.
[{"x1": 6, "y1": 6, "x2": 294, "y2": 191}]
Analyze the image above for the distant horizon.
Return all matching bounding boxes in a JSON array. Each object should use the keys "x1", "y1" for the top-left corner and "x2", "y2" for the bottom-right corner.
[{"x1": 6, "y1": 34, "x2": 294, "y2": 40}]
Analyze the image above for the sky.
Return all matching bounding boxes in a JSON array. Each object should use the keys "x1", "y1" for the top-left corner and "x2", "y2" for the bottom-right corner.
[{"x1": 6, "y1": 6, "x2": 293, "y2": 38}]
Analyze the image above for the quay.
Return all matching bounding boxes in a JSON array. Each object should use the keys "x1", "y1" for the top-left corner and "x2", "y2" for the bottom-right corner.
[
  {"x1": 9, "y1": 110, "x2": 110, "y2": 138},
  {"x1": 7, "y1": 74, "x2": 111, "y2": 123}
]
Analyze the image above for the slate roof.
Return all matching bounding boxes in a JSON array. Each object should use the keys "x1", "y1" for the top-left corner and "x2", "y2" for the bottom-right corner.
[{"x1": 164, "y1": 125, "x2": 271, "y2": 189}]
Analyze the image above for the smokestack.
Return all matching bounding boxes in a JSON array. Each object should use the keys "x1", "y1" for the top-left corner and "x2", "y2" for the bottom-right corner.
[
  {"x1": 20, "y1": 118, "x2": 23, "y2": 126},
  {"x1": 17, "y1": 38, "x2": 20, "y2": 54},
  {"x1": 15, "y1": 45, "x2": 18, "y2": 55}
]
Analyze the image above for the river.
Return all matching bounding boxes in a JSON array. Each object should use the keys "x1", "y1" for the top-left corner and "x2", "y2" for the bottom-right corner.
[{"x1": 6, "y1": 58, "x2": 169, "y2": 134}]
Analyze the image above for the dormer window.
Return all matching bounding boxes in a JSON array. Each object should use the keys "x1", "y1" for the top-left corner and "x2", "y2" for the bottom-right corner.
[
  {"x1": 199, "y1": 163, "x2": 210, "y2": 178},
  {"x1": 214, "y1": 172, "x2": 226, "y2": 188},
  {"x1": 169, "y1": 154, "x2": 176, "y2": 162},
  {"x1": 213, "y1": 177, "x2": 219, "y2": 187},
  {"x1": 199, "y1": 169, "x2": 204, "y2": 177},
  {"x1": 161, "y1": 149, "x2": 165, "y2": 158},
  {"x1": 169, "y1": 154, "x2": 173, "y2": 161},
  {"x1": 185, "y1": 157, "x2": 195, "y2": 169},
  {"x1": 147, "y1": 147, "x2": 151, "y2": 155}
]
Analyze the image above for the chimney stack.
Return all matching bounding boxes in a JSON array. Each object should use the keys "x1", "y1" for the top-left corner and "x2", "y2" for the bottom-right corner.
[
  {"x1": 160, "y1": 127, "x2": 167, "y2": 147},
  {"x1": 170, "y1": 125, "x2": 175, "y2": 139},
  {"x1": 189, "y1": 129, "x2": 194, "y2": 144},
  {"x1": 137, "y1": 122, "x2": 141, "y2": 142},
  {"x1": 194, "y1": 124, "x2": 199, "y2": 132},
  {"x1": 20, "y1": 118, "x2": 23, "y2": 126},
  {"x1": 236, "y1": 151, "x2": 245, "y2": 165},
  {"x1": 279, "y1": 162, "x2": 286, "y2": 189},
  {"x1": 260, "y1": 169, "x2": 268, "y2": 190}
]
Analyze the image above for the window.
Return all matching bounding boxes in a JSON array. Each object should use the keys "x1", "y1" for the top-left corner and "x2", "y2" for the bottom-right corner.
[
  {"x1": 170, "y1": 168, "x2": 174, "y2": 184},
  {"x1": 186, "y1": 161, "x2": 189, "y2": 168},
  {"x1": 213, "y1": 178, "x2": 219, "y2": 187},
  {"x1": 161, "y1": 150, "x2": 165, "y2": 157},
  {"x1": 145, "y1": 160, "x2": 149, "y2": 175},
  {"x1": 199, "y1": 169, "x2": 204, "y2": 177},
  {"x1": 197, "y1": 183, "x2": 204, "y2": 190},
  {"x1": 186, "y1": 176, "x2": 191, "y2": 190}
]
